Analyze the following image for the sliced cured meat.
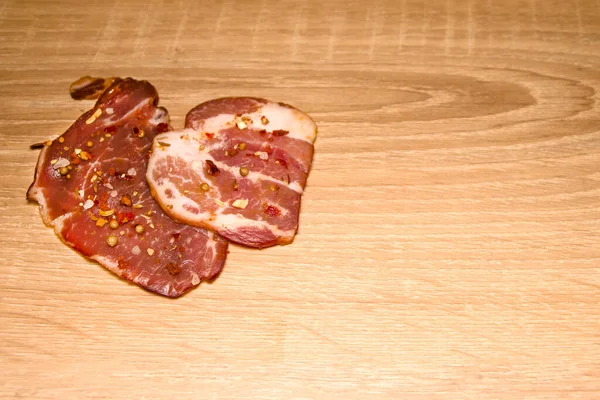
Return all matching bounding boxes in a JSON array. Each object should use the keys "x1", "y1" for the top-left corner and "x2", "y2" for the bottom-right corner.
[
  {"x1": 146, "y1": 97, "x2": 317, "y2": 248},
  {"x1": 27, "y1": 78, "x2": 228, "y2": 297}
]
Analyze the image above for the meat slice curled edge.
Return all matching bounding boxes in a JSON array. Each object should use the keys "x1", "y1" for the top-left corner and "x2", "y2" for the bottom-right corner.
[
  {"x1": 146, "y1": 97, "x2": 318, "y2": 248},
  {"x1": 27, "y1": 78, "x2": 228, "y2": 297}
]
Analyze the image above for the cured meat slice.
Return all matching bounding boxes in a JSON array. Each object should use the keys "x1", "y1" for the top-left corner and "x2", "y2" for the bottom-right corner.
[
  {"x1": 146, "y1": 97, "x2": 317, "y2": 248},
  {"x1": 27, "y1": 78, "x2": 228, "y2": 297}
]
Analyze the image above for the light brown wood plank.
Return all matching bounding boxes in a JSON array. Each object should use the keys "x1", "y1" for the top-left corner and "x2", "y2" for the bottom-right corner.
[{"x1": 1, "y1": 0, "x2": 599, "y2": 398}]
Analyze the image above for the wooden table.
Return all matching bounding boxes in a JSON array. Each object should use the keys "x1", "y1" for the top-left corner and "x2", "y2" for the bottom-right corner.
[{"x1": 1, "y1": 0, "x2": 599, "y2": 398}]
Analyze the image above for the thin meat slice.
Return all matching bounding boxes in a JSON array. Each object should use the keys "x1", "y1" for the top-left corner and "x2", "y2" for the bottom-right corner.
[
  {"x1": 146, "y1": 97, "x2": 317, "y2": 248},
  {"x1": 27, "y1": 78, "x2": 228, "y2": 297}
]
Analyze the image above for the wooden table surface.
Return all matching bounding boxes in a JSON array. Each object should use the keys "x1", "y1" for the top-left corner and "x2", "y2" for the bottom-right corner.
[{"x1": 1, "y1": 0, "x2": 599, "y2": 398}]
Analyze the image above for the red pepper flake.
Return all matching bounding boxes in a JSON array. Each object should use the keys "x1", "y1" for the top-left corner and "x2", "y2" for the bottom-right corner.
[
  {"x1": 258, "y1": 129, "x2": 267, "y2": 135},
  {"x1": 172, "y1": 232, "x2": 181, "y2": 239},
  {"x1": 117, "y1": 256, "x2": 129, "y2": 269},
  {"x1": 108, "y1": 167, "x2": 116, "y2": 176},
  {"x1": 205, "y1": 160, "x2": 220, "y2": 176},
  {"x1": 166, "y1": 262, "x2": 181, "y2": 275},
  {"x1": 264, "y1": 204, "x2": 281, "y2": 217},
  {"x1": 120, "y1": 194, "x2": 132, "y2": 206},
  {"x1": 179, "y1": 246, "x2": 185, "y2": 253},
  {"x1": 205, "y1": 132, "x2": 215, "y2": 139},
  {"x1": 97, "y1": 192, "x2": 110, "y2": 211},
  {"x1": 78, "y1": 150, "x2": 92, "y2": 161},
  {"x1": 157, "y1": 122, "x2": 169, "y2": 133},
  {"x1": 104, "y1": 125, "x2": 116, "y2": 133},
  {"x1": 117, "y1": 211, "x2": 135, "y2": 224},
  {"x1": 272, "y1": 129, "x2": 289, "y2": 136}
]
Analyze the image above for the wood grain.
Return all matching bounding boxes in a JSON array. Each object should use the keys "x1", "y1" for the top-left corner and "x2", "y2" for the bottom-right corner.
[{"x1": 1, "y1": 0, "x2": 599, "y2": 398}]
